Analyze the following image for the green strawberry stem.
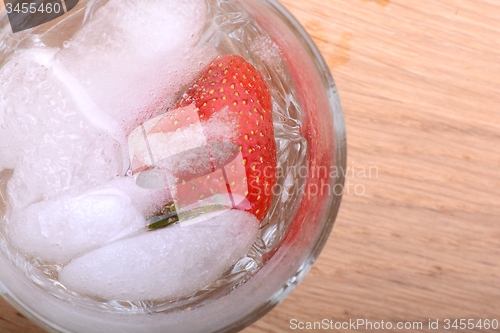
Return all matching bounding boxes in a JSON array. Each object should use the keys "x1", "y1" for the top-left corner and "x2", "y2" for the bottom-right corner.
[{"x1": 147, "y1": 201, "x2": 228, "y2": 230}]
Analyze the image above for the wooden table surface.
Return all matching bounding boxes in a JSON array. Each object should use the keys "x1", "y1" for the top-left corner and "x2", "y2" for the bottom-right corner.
[{"x1": 1, "y1": 0, "x2": 500, "y2": 332}]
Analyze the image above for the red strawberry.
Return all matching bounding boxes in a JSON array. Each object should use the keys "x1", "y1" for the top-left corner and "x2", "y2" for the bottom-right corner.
[
  {"x1": 130, "y1": 55, "x2": 276, "y2": 224},
  {"x1": 169, "y1": 55, "x2": 277, "y2": 222}
]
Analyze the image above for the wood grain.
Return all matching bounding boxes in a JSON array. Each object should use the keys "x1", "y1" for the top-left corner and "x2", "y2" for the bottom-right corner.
[
  {"x1": 1, "y1": 0, "x2": 500, "y2": 332},
  {"x1": 245, "y1": 0, "x2": 500, "y2": 332}
]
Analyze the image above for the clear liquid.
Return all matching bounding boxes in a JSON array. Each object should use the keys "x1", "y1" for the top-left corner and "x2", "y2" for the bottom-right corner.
[{"x1": 0, "y1": 0, "x2": 307, "y2": 314}]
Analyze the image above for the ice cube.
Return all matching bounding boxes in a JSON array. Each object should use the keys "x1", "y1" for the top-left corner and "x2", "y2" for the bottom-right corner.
[
  {"x1": 59, "y1": 209, "x2": 259, "y2": 301},
  {"x1": 6, "y1": 185, "x2": 147, "y2": 264},
  {"x1": 105, "y1": 177, "x2": 172, "y2": 217},
  {"x1": 0, "y1": 49, "x2": 124, "y2": 209},
  {"x1": 56, "y1": 0, "x2": 215, "y2": 135}
]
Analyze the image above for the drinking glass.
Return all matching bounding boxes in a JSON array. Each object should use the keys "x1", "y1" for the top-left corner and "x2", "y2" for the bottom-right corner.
[{"x1": 0, "y1": 0, "x2": 346, "y2": 331}]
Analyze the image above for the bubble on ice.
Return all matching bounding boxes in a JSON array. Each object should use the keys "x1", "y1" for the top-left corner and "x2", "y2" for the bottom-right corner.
[
  {"x1": 6, "y1": 186, "x2": 147, "y2": 265},
  {"x1": 59, "y1": 210, "x2": 259, "y2": 301},
  {"x1": 250, "y1": 35, "x2": 282, "y2": 68}
]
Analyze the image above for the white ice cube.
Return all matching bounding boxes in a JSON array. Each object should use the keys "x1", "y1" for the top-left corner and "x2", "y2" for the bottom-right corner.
[
  {"x1": 6, "y1": 186, "x2": 147, "y2": 264},
  {"x1": 56, "y1": 0, "x2": 215, "y2": 135},
  {"x1": 59, "y1": 209, "x2": 259, "y2": 301},
  {"x1": 0, "y1": 49, "x2": 124, "y2": 209}
]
